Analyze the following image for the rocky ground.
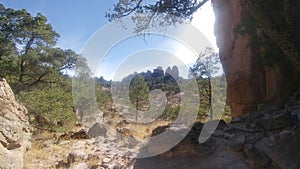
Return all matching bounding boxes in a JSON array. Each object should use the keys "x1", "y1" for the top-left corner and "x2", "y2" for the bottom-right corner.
[
  {"x1": 23, "y1": 90, "x2": 300, "y2": 169},
  {"x1": 24, "y1": 134, "x2": 135, "y2": 169},
  {"x1": 135, "y1": 90, "x2": 300, "y2": 169},
  {"x1": 24, "y1": 113, "x2": 171, "y2": 169}
]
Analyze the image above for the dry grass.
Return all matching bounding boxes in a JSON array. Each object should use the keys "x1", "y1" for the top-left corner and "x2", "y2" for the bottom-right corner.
[
  {"x1": 125, "y1": 119, "x2": 171, "y2": 139},
  {"x1": 24, "y1": 112, "x2": 174, "y2": 169},
  {"x1": 104, "y1": 111, "x2": 172, "y2": 138},
  {"x1": 24, "y1": 131, "x2": 74, "y2": 169}
]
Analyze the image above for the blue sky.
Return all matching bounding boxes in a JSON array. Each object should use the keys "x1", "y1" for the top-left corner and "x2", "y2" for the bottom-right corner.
[
  {"x1": 0, "y1": 0, "x2": 117, "y2": 52},
  {"x1": 0, "y1": 0, "x2": 219, "y2": 80}
]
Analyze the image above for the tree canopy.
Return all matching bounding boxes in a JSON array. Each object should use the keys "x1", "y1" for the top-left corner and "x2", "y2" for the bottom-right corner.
[
  {"x1": 0, "y1": 4, "x2": 106, "y2": 131},
  {"x1": 0, "y1": 4, "x2": 78, "y2": 90},
  {"x1": 106, "y1": 0, "x2": 209, "y2": 32},
  {"x1": 108, "y1": 0, "x2": 299, "y2": 72},
  {"x1": 129, "y1": 74, "x2": 150, "y2": 122}
]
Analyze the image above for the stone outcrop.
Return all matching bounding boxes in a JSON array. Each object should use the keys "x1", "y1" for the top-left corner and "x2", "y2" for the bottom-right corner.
[
  {"x1": 0, "y1": 78, "x2": 31, "y2": 169},
  {"x1": 135, "y1": 90, "x2": 300, "y2": 169},
  {"x1": 121, "y1": 66, "x2": 180, "y2": 96},
  {"x1": 165, "y1": 66, "x2": 179, "y2": 80},
  {"x1": 88, "y1": 123, "x2": 107, "y2": 138},
  {"x1": 212, "y1": 0, "x2": 300, "y2": 116}
]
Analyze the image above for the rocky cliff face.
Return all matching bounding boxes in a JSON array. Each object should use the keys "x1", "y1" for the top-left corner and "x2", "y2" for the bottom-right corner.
[
  {"x1": 212, "y1": 0, "x2": 300, "y2": 116},
  {"x1": 0, "y1": 78, "x2": 31, "y2": 169}
]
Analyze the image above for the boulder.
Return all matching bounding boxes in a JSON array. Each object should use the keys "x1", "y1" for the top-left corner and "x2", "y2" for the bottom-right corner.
[
  {"x1": 73, "y1": 163, "x2": 88, "y2": 169},
  {"x1": 256, "y1": 131, "x2": 300, "y2": 169},
  {"x1": 88, "y1": 123, "x2": 107, "y2": 138}
]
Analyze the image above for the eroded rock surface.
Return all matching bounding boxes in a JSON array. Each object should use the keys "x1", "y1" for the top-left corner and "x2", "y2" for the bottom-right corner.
[
  {"x1": 212, "y1": 0, "x2": 300, "y2": 116},
  {"x1": 0, "y1": 78, "x2": 31, "y2": 169}
]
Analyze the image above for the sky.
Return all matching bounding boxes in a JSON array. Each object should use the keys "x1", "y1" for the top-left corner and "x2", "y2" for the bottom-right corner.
[
  {"x1": 0, "y1": 0, "x2": 117, "y2": 51},
  {"x1": 0, "y1": 0, "x2": 219, "y2": 80}
]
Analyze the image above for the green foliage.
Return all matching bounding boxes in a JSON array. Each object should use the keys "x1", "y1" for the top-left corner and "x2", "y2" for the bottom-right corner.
[
  {"x1": 0, "y1": 4, "x2": 80, "y2": 132},
  {"x1": 107, "y1": 0, "x2": 209, "y2": 32},
  {"x1": 222, "y1": 105, "x2": 232, "y2": 123},
  {"x1": 0, "y1": 55, "x2": 19, "y2": 82},
  {"x1": 189, "y1": 48, "x2": 221, "y2": 120},
  {"x1": 161, "y1": 76, "x2": 180, "y2": 96},
  {"x1": 161, "y1": 105, "x2": 180, "y2": 120},
  {"x1": 18, "y1": 84, "x2": 77, "y2": 132},
  {"x1": 95, "y1": 82, "x2": 111, "y2": 110},
  {"x1": 0, "y1": 4, "x2": 75, "y2": 88},
  {"x1": 129, "y1": 74, "x2": 150, "y2": 121}
]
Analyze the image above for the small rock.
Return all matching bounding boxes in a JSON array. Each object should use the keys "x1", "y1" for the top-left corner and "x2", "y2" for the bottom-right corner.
[
  {"x1": 73, "y1": 163, "x2": 88, "y2": 169},
  {"x1": 100, "y1": 164, "x2": 109, "y2": 168},
  {"x1": 58, "y1": 140, "x2": 70, "y2": 146},
  {"x1": 113, "y1": 165, "x2": 121, "y2": 169},
  {"x1": 102, "y1": 157, "x2": 110, "y2": 163},
  {"x1": 67, "y1": 150, "x2": 86, "y2": 164}
]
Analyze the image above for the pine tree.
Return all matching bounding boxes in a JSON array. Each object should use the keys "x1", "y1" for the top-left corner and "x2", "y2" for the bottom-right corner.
[{"x1": 129, "y1": 75, "x2": 149, "y2": 122}]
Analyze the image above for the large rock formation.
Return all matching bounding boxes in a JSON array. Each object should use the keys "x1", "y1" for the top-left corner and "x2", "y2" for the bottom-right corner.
[
  {"x1": 0, "y1": 78, "x2": 31, "y2": 169},
  {"x1": 165, "y1": 66, "x2": 179, "y2": 80},
  {"x1": 212, "y1": 0, "x2": 300, "y2": 116}
]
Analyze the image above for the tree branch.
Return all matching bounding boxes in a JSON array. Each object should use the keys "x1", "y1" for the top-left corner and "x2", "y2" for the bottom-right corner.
[{"x1": 117, "y1": 0, "x2": 143, "y2": 18}]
